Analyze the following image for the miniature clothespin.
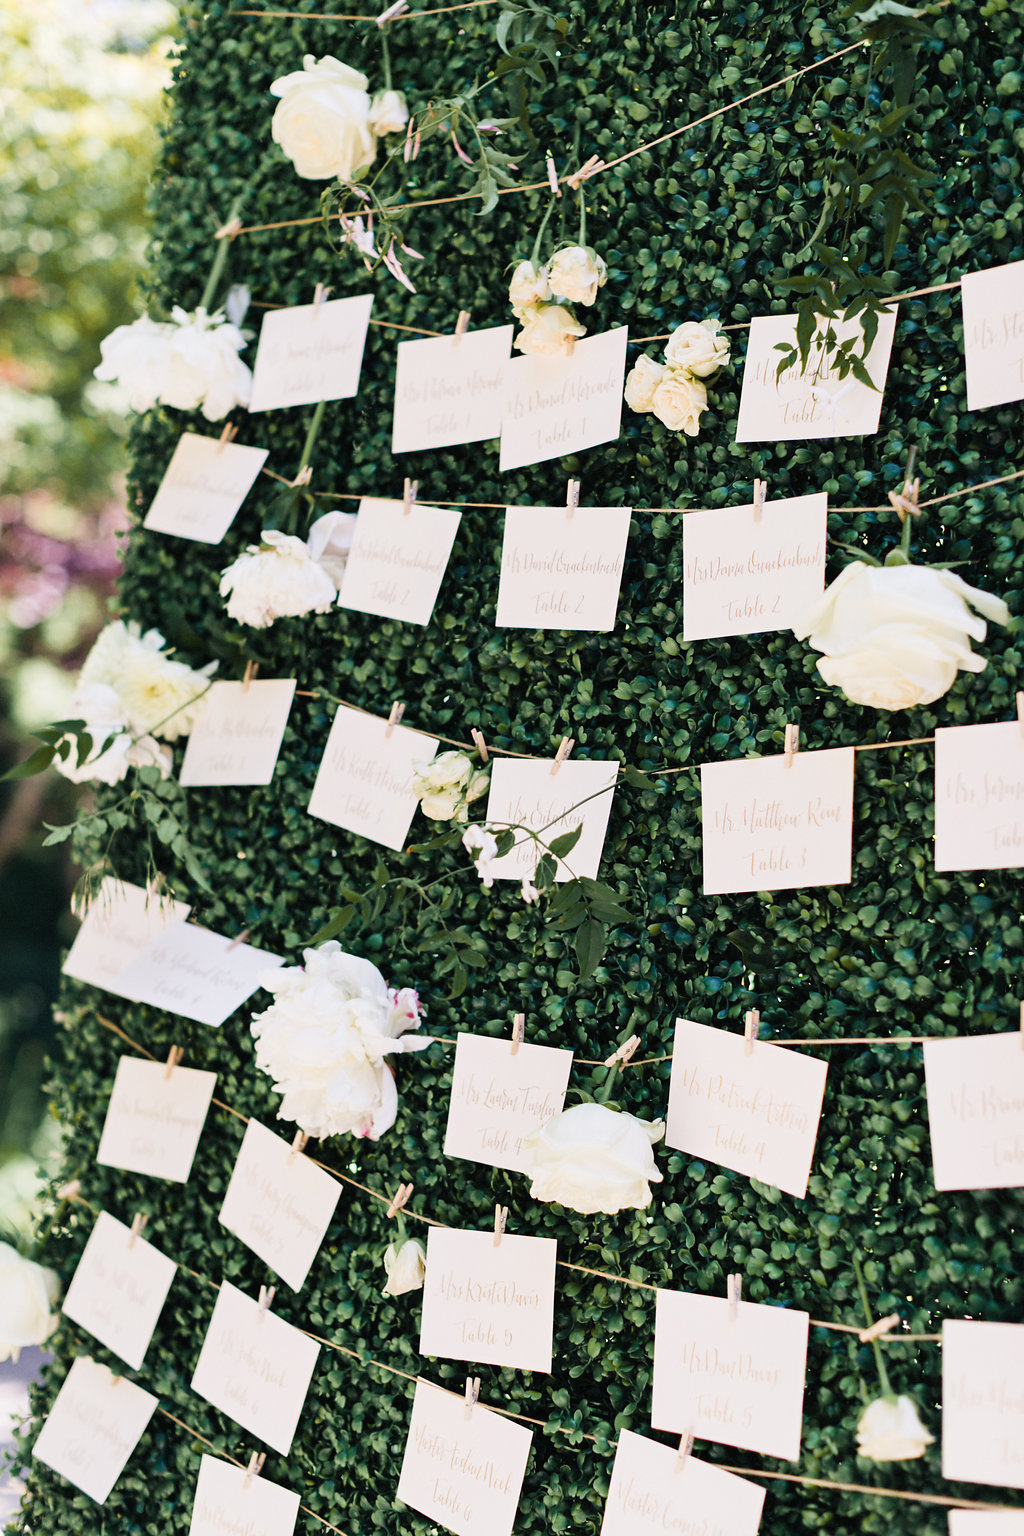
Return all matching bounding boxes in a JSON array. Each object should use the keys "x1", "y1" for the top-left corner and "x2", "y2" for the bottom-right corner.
[
  {"x1": 386, "y1": 1182, "x2": 414, "y2": 1219},
  {"x1": 545, "y1": 150, "x2": 561, "y2": 197},
  {"x1": 471, "y1": 727, "x2": 489, "y2": 763},
  {"x1": 493, "y1": 1204, "x2": 508, "y2": 1248},
  {"x1": 565, "y1": 335, "x2": 577, "y2": 357},
  {"x1": 858, "y1": 1312, "x2": 900, "y2": 1344},
  {"x1": 128, "y1": 1213, "x2": 148, "y2": 1249},
  {"x1": 752, "y1": 478, "x2": 766, "y2": 524},
  {"x1": 385, "y1": 701, "x2": 406, "y2": 739},
  {"x1": 164, "y1": 1045, "x2": 184, "y2": 1081},
  {"x1": 727, "y1": 1273, "x2": 742, "y2": 1323},
  {"x1": 258, "y1": 1284, "x2": 276, "y2": 1320},
  {"x1": 744, "y1": 1010, "x2": 760, "y2": 1057},
  {"x1": 243, "y1": 1451, "x2": 266, "y2": 1490},
  {"x1": 674, "y1": 1431, "x2": 694, "y2": 1474},
  {"x1": 313, "y1": 282, "x2": 332, "y2": 311},
  {"x1": 550, "y1": 735, "x2": 574, "y2": 776},
  {"x1": 783, "y1": 722, "x2": 799, "y2": 769},
  {"x1": 227, "y1": 928, "x2": 251, "y2": 952},
  {"x1": 603, "y1": 1035, "x2": 640, "y2": 1069},
  {"x1": 887, "y1": 445, "x2": 921, "y2": 524},
  {"x1": 56, "y1": 1179, "x2": 82, "y2": 1203},
  {"x1": 242, "y1": 659, "x2": 258, "y2": 693},
  {"x1": 464, "y1": 1376, "x2": 480, "y2": 1420},
  {"x1": 217, "y1": 421, "x2": 239, "y2": 454},
  {"x1": 214, "y1": 216, "x2": 243, "y2": 242},
  {"x1": 453, "y1": 310, "x2": 471, "y2": 346},
  {"x1": 402, "y1": 478, "x2": 418, "y2": 517},
  {"x1": 511, "y1": 1013, "x2": 525, "y2": 1057},
  {"x1": 376, "y1": 0, "x2": 408, "y2": 24},
  {"x1": 566, "y1": 478, "x2": 580, "y2": 520},
  {"x1": 567, "y1": 154, "x2": 606, "y2": 189},
  {"x1": 289, "y1": 1130, "x2": 309, "y2": 1165}
]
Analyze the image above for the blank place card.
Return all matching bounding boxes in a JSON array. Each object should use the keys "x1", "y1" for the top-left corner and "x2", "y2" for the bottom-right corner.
[
  {"x1": 190, "y1": 1455, "x2": 301, "y2": 1536},
  {"x1": 961, "y1": 260, "x2": 1024, "y2": 412},
  {"x1": 943, "y1": 1320, "x2": 1024, "y2": 1490},
  {"x1": 337, "y1": 496, "x2": 462, "y2": 626},
  {"x1": 419, "y1": 1227, "x2": 557, "y2": 1372},
  {"x1": 924, "y1": 1032, "x2": 1024, "y2": 1191},
  {"x1": 143, "y1": 432, "x2": 269, "y2": 543},
  {"x1": 666, "y1": 1018, "x2": 827, "y2": 1199},
  {"x1": 700, "y1": 747, "x2": 855, "y2": 895},
  {"x1": 113, "y1": 922, "x2": 283, "y2": 1028},
  {"x1": 61, "y1": 1211, "x2": 176, "y2": 1370},
  {"x1": 444, "y1": 1033, "x2": 572, "y2": 1175},
  {"x1": 652, "y1": 1289, "x2": 809, "y2": 1460},
  {"x1": 307, "y1": 704, "x2": 437, "y2": 852},
  {"x1": 499, "y1": 327, "x2": 629, "y2": 472},
  {"x1": 392, "y1": 325, "x2": 514, "y2": 452},
  {"x1": 62, "y1": 877, "x2": 190, "y2": 997},
  {"x1": 736, "y1": 312, "x2": 897, "y2": 442},
  {"x1": 191, "y1": 1281, "x2": 320, "y2": 1455},
  {"x1": 496, "y1": 505, "x2": 631, "y2": 631},
  {"x1": 949, "y1": 1516, "x2": 1024, "y2": 1535},
  {"x1": 682, "y1": 492, "x2": 827, "y2": 640},
  {"x1": 601, "y1": 1429, "x2": 765, "y2": 1536},
  {"x1": 248, "y1": 294, "x2": 374, "y2": 413},
  {"x1": 218, "y1": 1119, "x2": 341, "y2": 1290},
  {"x1": 482, "y1": 758, "x2": 620, "y2": 883},
  {"x1": 179, "y1": 679, "x2": 297, "y2": 787},
  {"x1": 32, "y1": 1356, "x2": 157, "y2": 1504},
  {"x1": 935, "y1": 722, "x2": 1024, "y2": 872},
  {"x1": 397, "y1": 1378, "x2": 533, "y2": 1536},
  {"x1": 97, "y1": 1056, "x2": 216, "y2": 1183}
]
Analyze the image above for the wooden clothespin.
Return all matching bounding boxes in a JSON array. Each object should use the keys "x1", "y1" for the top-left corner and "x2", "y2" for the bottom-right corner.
[
  {"x1": 744, "y1": 1010, "x2": 760, "y2": 1057},
  {"x1": 227, "y1": 928, "x2": 251, "y2": 952},
  {"x1": 313, "y1": 282, "x2": 332, "y2": 312},
  {"x1": 887, "y1": 445, "x2": 921, "y2": 524},
  {"x1": 858, "y1": 1312, "x2": 900, "y2": 1344},
  {"x1": 783, "y1": 722, "x2": 799, "y2": 769},
  {"x1": 566, "y1": 478, "x2": 580, "y2": 520},
  {"x1": 727, "y1": 1273, "x2": 742, "y2": 1323},
  {"x1": 550, "y1": 735, "x2": 574, "y2": 776},
  {"x1": 402, "y1": 478, "x2": 418, "y2": 517},
  {"x1": 56, "y1": 1179, "x2": 82, "y2": 1203},
  {"x1": 511, "y1": 1013, "x2": 525, "y2": 1056},
  {"x1": 376, "y1": 0, "x2": 408, "y2": 23},
  {"x1": 164, "y1": 1044, "x2": 184, "y2": 1081},
  {"x1": 214, "y1": 216, "x2": 243, "y2": 241},
  {"x1": 243, "y1": 1451, "x2": 266, "y2": 1490},
  {"x1": 128, "y1": 1212, "x2": 148, "y2": 1249},
  {"x1": 493, "y1": 1204, "x2": 508, "y2": 1248},
  {"x1": 258, "y1": 1284, "x2": 276, "y2": 1320},
  {"x1": 603, "y1": 1035, "x2": 640, "y2": 1069},
  {"x1": 674, "y1": 1431, "x2": 694, "y2": 1474},
  {"x1": 464, "y1": 1376, "x2": 480, "y2": 1420},
  {"x1": 470, "y1": 727, "x2": 489, "y2": 764},
  {"x1": 289, "y1": 464, "x2": 313, "y2": 490},
  {"x1": 565, "y1": 335, "x2": 577, "y2": 357},
  {"x1": 453, "y1": 310, "x2": 471, "y2": 346},
  {"x1": 386, "y1": 1182, "x2": 414, "y2": 1219},
  {"x1": 567, "y1": 154, "x2": 606, "y2": 189},
  {"x1": 288, "y1": 1130, "x2": 309, "y2": 1165},
  {"x1": 545, "y1": 150, "x2": 561, "y2": 197},
  {"x1": 385, "y1": 701, "x2": 405, "y2": 739},
  {"x1": 752, "y1": 478, "x2": 766, "y2": 524},
  {"x1": 216, "y1": 421, "x2": 239, "y2": 454},
  {"x1": 242, "y1": 659, "x2": 258, "y2": 693}
]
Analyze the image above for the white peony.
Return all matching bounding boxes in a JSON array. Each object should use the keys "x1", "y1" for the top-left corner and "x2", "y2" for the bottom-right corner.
[
  {"x1": 0, "y1": 1242, "x2": 60, "y2": 1362},
  {"x1": 624, "y1": 354, "x2": 669, "y2": 413},
  {"x1": 93, "y1": 314, "x2": 176, "y2": 411},
  {"x1": 220, "y1": 529, "x2": 339, "y2": 629},
  {"x1": 382, "y1": 1237, "x2": 426, "y2": 1296},
  {"x1": 368, "y1": 89, "x2": 409, "y2": 137},
  {"x1": 856, "y1": 1395, "x2": 934, "y2": 1461},
  {"x1": 94, "y1": 308, "x2": 251, "y2": 422},
  {"x1": 462, "y1": 824, "x2": 500, "y2": 887},
  {"x1": 306, "y1": 509, "x2": 358, "y2": 586},
  {"x1": 77, "y1": 621, "x2": 215, "y2": 740},
  {"x1": 55, "y1": 691, "x2": 172, "y2": 786},
  {"x1": 520, "y1": 1102, "x2": 665, "y2": 1216},
  {"x1": 270, "y1": 54, "x2": 376, "y2": 182},
  {"x1": 664, "y1": 317, "x2": 731, "y2": 378},
  {"x1": 651, "y1": 368, "x2": 708, "y2": 434},
  {"x1": 547, "y1": 245, "x2": 608, "y2": 306},
  {"x1": 514, "y1": 303, "x2": 587, "y2": 358},
  {"x1": 792, "y1": 562, "x2": 1010, "y2": 709},
  {"x1": 412, "y1": 751, "x2": 489, "y2": 822},
  {"x1": 250, "y1": 942, "x2": 430, "y2": 1140},
  {"x1": 509, "y1": 259, "x2": 551, "y2": 319}
]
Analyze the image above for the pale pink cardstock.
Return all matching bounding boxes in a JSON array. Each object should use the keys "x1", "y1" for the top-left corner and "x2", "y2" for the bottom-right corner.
[
  {"x1": 97, "y1": 1056, "x2": 216, "y2": 1183},
  {"x1": 420, "y1": 1226, "x2": 557, "y2": 1372},
  {"x1": 307, "y1": 704, "x2": 438, "y2": 852},
  {"x1": 397, "y1": 1378, "x2": 533, "y2": 1536},
  {"x1": 736, "y1": 311, "x2": 896, "y2": 442},
  {"x1": 143, "y1": 432, "x2": 268, "y2": 543},
  {"x1": 189, "y1": 1454, "x2": 300, "y2": 1536},
  {"x1": 496, "y1": 505, "x2": 631, "y2": 632},
  {"x1": 337, "y1": 496, "x2": 462, "y2": 626},
  {"x1": 113, "y1": 922, "x2": 283, "y2": 1027},
  {"x1": 32, "y1": 1356, "x2": 157, "y2": 1504},
  {"x1": 600, "y1": 1428, "x2": 766, "y2": 1536},
  {"x1": 961, "y1": 260, "x2": 1024, "y2": 412},
  {"x1": 179, "y1": 679, "x2": 296, "y2": 787},
  {"x1": 62, "y1": 1210, "x2": 176, "y2": 1370},
  {"x1": 248, "y1": 294, "x2": 373, "y2": 412},
  {"x1": 62, "y1": 877, "x2": 190, "y2": 998},
  {"x1": 943, "y1": 1320, "x2": 1024, "y2": 1489},
  {"x1": 924, "y1": 1032, "x2": 1024, "y2": 1191},
  {"x1": 499, "y1": 327, "x2": 629, "y2": 472},
  {"x1": 482, "y1": 757, "x2": 620, "y2": 882},
  {"x1": 949, "y1": 1516, "x2": 1024, "y2": 1535},
  {"x1": 392, "y1": 324, "x2": 514, "y2": 452},
  {"x1": 682, "y1": 492, "x2": 826, "y2": 640},
  {"x1": 218, "y1": 1118, "x2": 341, "y2": 1290},
  {"x1": 934, "y1": 722, "x2": 1024, "y2": 872},
  {"x1": 444, "y1": 1032, "x2": 573, "y2": 1175}
]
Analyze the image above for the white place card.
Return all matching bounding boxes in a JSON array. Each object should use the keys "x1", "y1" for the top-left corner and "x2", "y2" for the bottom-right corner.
[
  {"x1": 190, "y1": 1454, "x2": 300, "y2": 1536},
  {"x1": 924, "y1": 1032, "x2": 1024, "y2": 1191},
  {"x1": 191, "y1": 1281, "x2": 320, "y2": 1455},
  {"x1": 218, "y1": 1119, "x2": 341, "y2": 1290},
  {"x1": 496, "y1": 504, "x2": 631, "y2": 631},
  {"x1": 32, "y1": 1356, "x2": 157, "y2": 1504},
  {"x1": 682, "y1": 492, "x2": 827, "y2": 640},
  {"x1": 499, "y1": 327, "x2": 629, "y2": 472},
  {"x1": 935, "y1": 722, "x2": 1024, "y2": 872},
  {"x1": 666, "y1": 1018, "x2": 827, "y2": 1199},
  {"x1": 143, "y1": 432, "x2": 269, "y2": 543},
  {"x1": 337, "y1": 496, "x2": 461, "y2": 626},
  {"x1": 943, "y1": 1320, "x2": 1024, "y2": 1489},
  {"x1": 962, "y1": 260, "x2": 1024, "y2": 412},
  {"x1": 482, "y1": 757, "x2": 620, "y2": 882},
  {"x1": 601, "y1": 1428, "x2": 766, "y2": 1536},
  {"x1": 179, "y1": 679, "x2": 297, "y2": 787},
  {"x1": 97, "y1": 1055, "x2": 216, "y2": 1183},
  {"x1": 392, "y1": 325, "x2": 514, "y2": 452},
  {"x1": 736, "y1": 311, "x2": 897, "y2": 442},
  {"x1": 419, "y1": 1226, "x2": 557, "y2": 1372},
  {"x1": 113, "y1": 922, "x2": 283, "y2": 1027},
  {"x1": 700, "y1": 747, "x2": 855, "y2": 895},
  {"x1": 652, "y1": 1289, "x2": 809, "y2": 1460},
  {"x1": 397, "y1": 1378, "x2": 533, "y2": 1536},
  {"x1": 307, "y1": 704, "x2": 437, "y2": 852},
  {"x1": 62, "y1": 877, "x2": 190, "y2": 997},
  {"x1": 248, "y1": 294, "x2": 374, "y2": 413},
  {"x1": 949, "y1": 1516, "x2": 1024, "y2": 1534},
  {"x1": 444, "y1": 1033, "x2": 573, "y2": 1175},
  {"x1": 61, "y1": 1211, "x2": 176, "y2": 1370}
]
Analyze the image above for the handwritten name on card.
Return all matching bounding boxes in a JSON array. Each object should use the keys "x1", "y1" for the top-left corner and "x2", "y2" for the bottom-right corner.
[
  {"x1": 419, "y1": 1227, "x2": 557, "y2": 1372},
  {"x1": 949, "y1": 1515, "x2": 1024, "y2": 1535},
  {"x1": 97, "y1": 1056, "x2": 216, "y2": 1183},
  {"x1": 600, "y1": 1428, "x2": 765, "y2": 1536},
  {"x1": 943, "y1": 1320, "x2": 1024, "y2": 1490},
  {"x1": 666, "y1": 1018, "x2": 827, "y2": 1199},
  {"x1": 934, "y1": 722, "x2": 1024, "y2": 872},
  {"x1": 682, "y1": 492, "x2": 827, "y2": 641},
  {"x1": 392, "y1": 325, "x2": 514, "y2": 452},
  {"x1": 444, "y1": 1033, "x2": 572, "y2": 1176},
  {"x1": 143, "y1": 433, "x2": 269, "y2": 544},
  {"x1": 496, "y1": 505, "x2": 631, "y2": 632},
  {"x1": 61, "y1": 1211, "x2": 176, "y2": 1371},
  {"x1": 32, "y1": 1356, "x2": 157, "y2": 1504},
  {"x1": 191, "y1": 1281, "x2": 320, "y2": 1455},
  {"x1": 700, "y1": 747, "x2": 855, "y2": 895},
  {"x1": 62, "y1": 877, "x2": 190, "y2": 997},
  {"x1": 189, "y1": 1455, "x2": 300, "y2": 1536},
  {"x1": 337, "y1": 497, "x2": 462, "y2": 626},
  {"x1": 961, "y1": 260, "x2": 1024, "y2": 412},
  {"x1": 248, "y1": 294, "x2": 374, "y2": 412},
  {"x1": 397, "y1": 1378, "x2": 533, "y2": 1536},
  {"x1": 179, "y1": 680, "x2": 297, "y2": 788},
  {"x1": 218, "y1": 1119, "x2": 341, "y2": 1291},
  {"x1": 113, "y1": 922, "x2": 283, "y2": 1028},
  {"x1": 652, "y1": 1289, "x2": 809, "y2": 1460},
  {"x1": 499, "y1": 327, "x2": 629, "y2": 472},
  {"x1": 923, "y1": 1032, "x2": 1024, "y2": 1192},
  {"x1": 307, "y1": 704, "x2": 437, "y2": 852},
  {"x1": 482, "y1": 758, "x2": 620, "y2": 882},
  {"x1": 736, "y1": 312, "x2": 897, "y2": 442}
]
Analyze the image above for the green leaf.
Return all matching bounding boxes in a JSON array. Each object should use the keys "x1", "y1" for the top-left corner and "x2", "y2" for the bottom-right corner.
[
  {"x1": 308, "y1": 906, "x2": 357, "y2": 945},
  {"x1": 548, "y1": 824, "x2": 583, "y2": 859},
  {"x1": 41, "y1": 822, "x2": 75, "y2": 846},
  {"x1": 574, "y1": 919, "x2": 606, "y2": 983},
  {"x1": 494, "y1": 829, "x2": 516, "y2": 857},
  {"x1": 1, "y1": 743, "x2": 57, "y2": 781}
]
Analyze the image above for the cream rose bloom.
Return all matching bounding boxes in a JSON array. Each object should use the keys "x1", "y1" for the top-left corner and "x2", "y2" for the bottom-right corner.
[
  {"x1": 220, "y1": 529, "x2": 339, "y2": 628},
  {"x1": 382, "y1": 1237, "x2": 426, "y2": 1296},
  {"x1": 793, "y1": 562, "x2": 1011, "y2": 709},
  {"x1": 547, "y1": 245, "x2": 608, "y2": 306},
  {"x1": 412, "y1": 751, "x2": 489, "y2": 822},
  {"x1": 651, "y1": 368, "x2": 708, "y2": 434},
  {"x1": 514, "y1": 303, "x2": 587, "y2": 357},
  {"x1": 78, "y1": 621, "x2": 215, "y2": 740},
  {"x1": 521, "y1": 1102, "x2": 665, "y2": 1215},
  {"x1": 270, "y1": 55, "x2": 376, "y2": 182},
  {"x1": 509, "y1": 259, "x2": 551, "y2": 319},
  {"x1": 664, "y1": 317, "x2": 731, "y2": 378},
  {"x1": 0, "y1": 1243, "x2": 60, "y2": 1362},
  {"x1": 368, "y1": 89, "x2": 409, "y2": 137},
  {"x1": 624, "y1": 354, "x2": 669, "y2": 413},
  {"x1": 856, "y1": 1395, "x2": 934, "y2": 1461},
  {"x1": 94, "y1": 308, "x2": 252, "y2": 422}
]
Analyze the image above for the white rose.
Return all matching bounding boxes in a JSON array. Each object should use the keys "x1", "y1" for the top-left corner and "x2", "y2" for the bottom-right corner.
[
  {"x1": 547, "y1": 245, "x2": 608, "y2": 306},
  {"x1": 462, "y1": 823, "x2": 500, "y2": 887},
  {"x1": 856, "y1": 1395, "x2": 934, "y2": 1461},
  {"x1": 513, "y1": 304, "x2": 587, "y2": 358},
  {"x1": 624, "y1": 354, "x2": 668, "y2": 413},
  {"x1": 220, "y1": 529, "x2": 339, "y2": 629},
  {"x1": 382, "y1": 1237, "x2": 426, "y2": 1296},
  {"x1": 520, "y1": 1102, "x2": 665, "y2": 1216},
  {"x1": 509, "y1": 259, "x2": 551, "y2": 319},
  {"x1": 306, "y1": 509, "x2": 358, "y2": 586},
  {"x1": 651, "y1": 368, "x2": 708, "y2": 434},
  {"x1": 664, "y1": 317, "x2": 731, "y2": 378},
  {"x1": 78, "y1": 620, "x2": 215, "y2": 740},
  {"x1": 368, "y1": 89, "x2": 409, "y2": 137},
  {"x1": 55, "y1": 684, "x2": 173, "y2": 784},
  {"x1": 161, "y1": 308, "x2": 253, "y2": 422},
  {"x1": 0, "y1": 1242, "x2": 60, "y2": 1362},
  {"x1": 270, "y1": 54, "x2": 376, "y2": 182},
  {"x1": 412, "y1": 751, "x2": 489, "y2": 822}
]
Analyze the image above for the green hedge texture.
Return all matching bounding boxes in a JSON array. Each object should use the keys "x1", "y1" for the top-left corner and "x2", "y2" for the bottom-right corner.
[{"x1": 14, "y1": 1, "x2": 1024, "y2": 1534}]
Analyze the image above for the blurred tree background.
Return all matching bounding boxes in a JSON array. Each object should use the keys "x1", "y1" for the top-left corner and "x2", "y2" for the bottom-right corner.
[{"x1": 0, "y1": 0, "x2": 175, "y2": 1239}]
